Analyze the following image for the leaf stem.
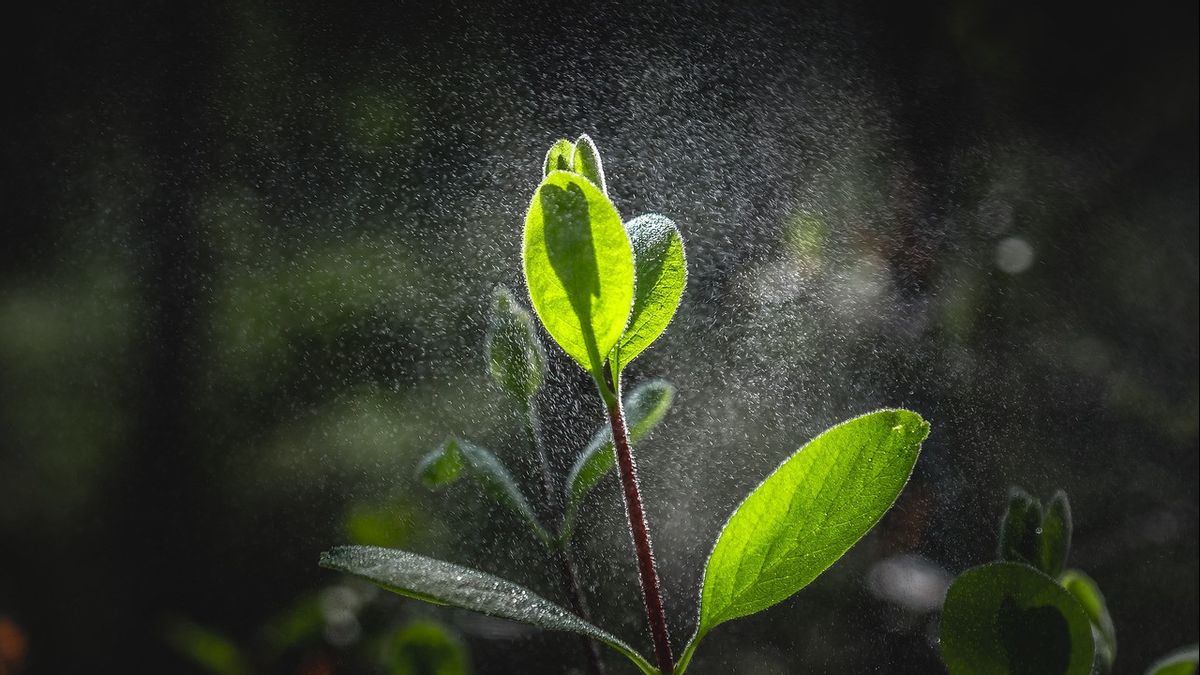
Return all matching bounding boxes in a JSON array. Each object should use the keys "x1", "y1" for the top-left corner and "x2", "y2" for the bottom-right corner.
[
  {"x1": 598, "y1": 374, "x2": 675, "y2": 674},
  {"x1": 526, "y1": 397, "x2": 607, "y2": 675}
]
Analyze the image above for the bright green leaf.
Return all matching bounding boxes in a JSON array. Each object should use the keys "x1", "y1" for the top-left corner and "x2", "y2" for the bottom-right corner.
[
  {"x1": 417, "y1": 439, "x2": 550, "y2": 545},
  {"x1": 384, "y1": 620, "x2": 470, "y2": 675},
  {"x1": 610, "y1": 215, "x2": 687, "y2": 375},
  {"x1": 1040, "y1": 490, "x2": 1072, "y2": 578},
  {"x1": 940, "y1": 562, "x2": 1096, "y2": 675},
  {"x1": 486, "y1": 286, "x2": 546, "y2": 403},
  {"x1": 998, "y1": 487, "x2": 1043, "y2": 568},
  {"x1": 544, "y1": 139, "x2": 575, "y2": 176},
  {"x1": 678, "y1": 409, "x2": 928, "y2": 672},
  {"x1": 320, "y1": 546, "x2": 659, "y2": 675},
  {"x1": 1060, "y1": 569, "x2": 1116, "y2": 668},
  {"x1": 523, "y1": 171, "x2": 634, "y2": 378},
  {"x1": 560, "y1": 379, "x2": 675, "y2": 542},
  {"x1": 571, "y1": 134, "x2": 607, "y2": 194},
  {"x1": 1145, "y1": 645, "x2": 1199, "y2": 675}
]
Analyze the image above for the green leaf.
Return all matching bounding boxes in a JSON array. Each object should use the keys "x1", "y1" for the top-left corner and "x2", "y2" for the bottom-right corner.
[
  {"x1": 384, "y1": 620, "x2": 470, "y2": 675},
  {"x1": 486, "y1": 286, "x2": 546, "y2": 403},
  {"x1": 261, "y1": 593, "x2": 323, "y2": 654},
  {"x1": 544, "y1": 139, "x2": 575, "y2": 176},
  {"x1": 165, "y1": 619, "x2": 251, "y2": 675},
  {"x1": 1145, "y1": 645, "x2": 1199, "y2": 675},
  {"x1": 678, "y1": 409, "x2": 928, "y2": 672},
  {"x1": 417, "y1": 439, "x2": 550, "y2": 545},
  {"x1": 560, "y1": 379, "x2": 675, "y2": 542},
  {"x1": 1040, "y1": 490, "x2": 1072, "y2": 578},
  {"x1": 571, "y1": 134, "x2": 607, "y2": 194},
  {"x1": 416, "y1": 441, "x2": 465, "y2": 487},
  {"x1": 1060, "y1": 569, "x2": 1116, "y2": 669},
  {"x1": 939, "y1": 562, "x2": 1095, "y2": 675},
  {"x1": 523, "y1": 171, "x2": 634, "y2": 378},
  {"x1": 998, "y1": 487, "x2": 1043, "y2": 568},
  {"x1": 346, "y1": 502, "x2": 415, "y2": 548},
  {"x1": 320, "y1": 546, "x2": 659, "y2": 675},
  {"x1": 610, "y1": 215, "x2": 687, "y2": 375}
]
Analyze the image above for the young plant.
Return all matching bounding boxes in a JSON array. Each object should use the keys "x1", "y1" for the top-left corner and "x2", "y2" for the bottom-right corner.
[
  {"x1": 939, "y1": 488, "x2": 1117, "y2": 675},
  {"x1": 320, "y1": 135, "x2": 930, "y2": 673}
]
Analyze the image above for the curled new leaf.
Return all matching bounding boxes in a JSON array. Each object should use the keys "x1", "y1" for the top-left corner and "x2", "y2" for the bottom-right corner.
[
  {"x1": 544, "y1": 139, "x2": 575, "y2": 176},
  {"x1": 997, "y1": 487, "x2": 1073, "y2": 578},
  {"x1": 523, "y1": 171, "x2": 634, "y2": 378},
  {"x1": 320, "y1": 546, "x2": 659, "y2": 675},
  {"x1": 940, "y1": 562, "x2": 1096, "y2": 675},
  {"x1": 610, "y1": 214, "x2": 687, "y2": 375},
  {"x1": 678, "y1": 409, "x2": 928, "y2": 672},
  {"x1": 998, "y1": 487, "x2": 1043, "y2": 567},
  {"x1": 571, "y1": 134, "x2": 607, "y2": 194},
  {"x1": 1040, "y1": 490, "x2": 1072, "y2": 578},
  {"x1": 486, "y1": 286, "x2": 546, "y2": 403},
  {"x1": 417, "y1": 439, "x2": 550, "y2": 545},
  {"x1": 560, "y1": 379, "x2": 676, "y2": 542}
]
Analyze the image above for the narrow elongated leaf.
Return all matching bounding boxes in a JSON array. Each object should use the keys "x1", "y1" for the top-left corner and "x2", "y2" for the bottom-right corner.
[
  {"x1": 678, "y1": 409, "x2": 928, "y2": 672},
  {"x1": 320, "y1": 546, "x2": 659, "y2": 675},
  {"x1": 416, "y1": 439, "x2": 550, "y2": 545},
  {"x1": 1040, "y1": 490, "x2": 1072, "y2": 578},
  {"x1": 571, "y1": 134, "x2": 607, "y2": 194},
  {"x1": 1145, "y1": 645, "x2": 1199, "y2": 675},
  {"x1": 940, "y1": 562, "x2": 1096, "y2": 675},
  {"x1": 485, "y1": 286, "x2": 546, "y2": 403},
  {"x1": 560, "y1": 379, "x2": 675, "y2": 541},
  {"x1": 523, "y1": 170, "x2": 634, "y2": 377},
  {"x1": 544, "y1": 139, "x2": 575, "y2": 176},
  {"x1": 611, "y1": 215, "x2": 687, "y2": 374},
  {"x1": 1060, "y1": 569, "x2": 1116, "y2": 668},
  {"x1": 998, "y1": 487, "x2": 1043, "y2": 567}
]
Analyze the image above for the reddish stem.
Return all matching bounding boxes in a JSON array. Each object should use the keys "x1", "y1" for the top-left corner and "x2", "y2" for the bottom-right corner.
[{"x1": 606, "y1": 390, "x2": 675, "y2": 674}]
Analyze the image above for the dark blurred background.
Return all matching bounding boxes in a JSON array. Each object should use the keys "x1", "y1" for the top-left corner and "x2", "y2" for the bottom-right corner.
[{"x1": 1, "y1": 0, "x2": 1196, "y2": 673}]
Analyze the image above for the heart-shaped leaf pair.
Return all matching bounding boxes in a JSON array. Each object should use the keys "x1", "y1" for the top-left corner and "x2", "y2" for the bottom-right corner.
[
  {"x1": 942, "y1": 488, "x2": 1116, "y2": 675},
  {"x1": 523, "y1": 137, "x2": 685, "y2": 382},
  {"x1": 998, "y1": 488, "x2": 1073, "y2": 578},
  {"x1": 543, "y1": 135, "x2": 606, "y2": 194}
]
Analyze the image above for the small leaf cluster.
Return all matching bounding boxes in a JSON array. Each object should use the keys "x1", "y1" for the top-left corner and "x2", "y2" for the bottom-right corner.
[
  {"x1": 321, "y1": 136, "x2": 931, "y2": 674},
  {"x1": 524, "y1": 135, "x2": 687, "y2": 390},
  {"x1": 941, "y1": 488, "x2": 1198, "y2": 675},
  {"x1": 938, "y1": 487, "x2": 1199, "y2": 675}
]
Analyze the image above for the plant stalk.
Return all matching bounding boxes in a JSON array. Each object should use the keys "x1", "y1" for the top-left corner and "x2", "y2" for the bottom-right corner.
[
  {"x1": 600, "y1": 377, "x2": 675, "y2": 674},
  {"x1": 526, "y1": 398, "x2": 607, "y2": 675}
]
